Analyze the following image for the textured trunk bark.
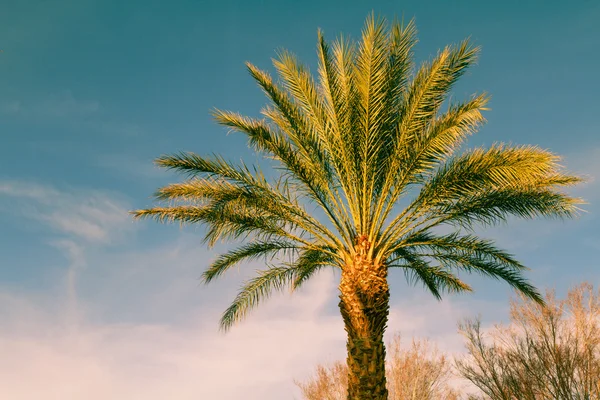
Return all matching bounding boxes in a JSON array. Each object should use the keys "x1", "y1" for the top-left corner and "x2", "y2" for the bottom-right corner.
[{"x1": 339, "y1": 236, "x2": 390, "y2": 400}]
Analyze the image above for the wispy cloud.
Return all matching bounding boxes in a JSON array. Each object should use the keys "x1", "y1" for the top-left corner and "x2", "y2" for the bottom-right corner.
[
  {"x1": 0, "y1": 100, "x2": 21, "y2": 114},
  {"x1": 0, "y1": 180, "x2": 135, "y2": 333},
  {"x1": 0, "y1": 268, "x2": 339, "y2": 400},
  {"x1": 0, "y1": 180, "x2": 132, "y2": 244},
  {"x1": 1, "y1": 91, "x2": 99, "y2": 118},
  {"x1": 0, "y1": 263, "x2": 486, "y2": 400},
  {"x1": 0, "y1": 180, "x2": 60, "y2": 199},
  {"x1": 35, "y1": 90, "x2": 100, "y2": 117}
]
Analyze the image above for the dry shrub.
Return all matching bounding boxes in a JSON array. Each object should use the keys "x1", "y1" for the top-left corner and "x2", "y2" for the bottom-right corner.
[{"x1": 457, "y1": 282, "x2": 600, "y2": 399}]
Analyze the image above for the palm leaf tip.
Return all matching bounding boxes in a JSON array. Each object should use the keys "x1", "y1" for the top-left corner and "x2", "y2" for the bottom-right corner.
[
  {"x1": 130, "y1": 208, "x2": 155, "y2": 220},
  {"x1": 154, "y1": 153, "x2": 180, "y2": 168}
]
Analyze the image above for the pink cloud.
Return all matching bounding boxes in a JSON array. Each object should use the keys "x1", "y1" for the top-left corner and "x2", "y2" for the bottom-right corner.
[{"x1": 0, "y1": 266, "x2": 487, "y2": 399}]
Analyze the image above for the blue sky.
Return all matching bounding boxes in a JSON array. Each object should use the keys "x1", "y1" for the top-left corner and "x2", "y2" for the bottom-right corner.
[{"x1": 1, "y1": 0, "x2": 599, "y2": 398}]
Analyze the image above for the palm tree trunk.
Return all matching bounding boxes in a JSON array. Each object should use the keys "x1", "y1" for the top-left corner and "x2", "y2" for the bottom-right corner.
[{"x1": 339, "y1": 237, "x2": 390, "y2": 399}]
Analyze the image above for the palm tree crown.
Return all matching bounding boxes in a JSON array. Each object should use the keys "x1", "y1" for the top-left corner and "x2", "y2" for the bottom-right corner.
[{"x1": 133, "y1": 14, "x2": 583, "y2": 400}]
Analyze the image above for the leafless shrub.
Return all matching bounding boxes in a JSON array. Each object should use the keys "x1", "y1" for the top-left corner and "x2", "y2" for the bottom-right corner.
[{"x1": 456, "y1": 283, "x2": 600, "y2": 400}]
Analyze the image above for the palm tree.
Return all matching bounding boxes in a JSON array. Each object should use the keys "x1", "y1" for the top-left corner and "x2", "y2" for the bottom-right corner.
[{"x1": 132, "y1": 15, "x2": 583, "y2": 400}]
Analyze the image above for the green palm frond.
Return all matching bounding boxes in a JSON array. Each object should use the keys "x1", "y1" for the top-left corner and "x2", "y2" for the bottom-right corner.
[
  {"x1": 370, "y1": 18, "x2": 417, "y2": 194},
  {"x1": 272, "y1": 50, "x2": 328, "y2": 141},
  {"x1": 399, "y1": 39, "x2": 479, "y2": 140},
  {"x1": 140, "y1": 152, "x2": 345, "y2": 249},
  {"x1": 391, "y1": 233, "x2": 544, "y2": 304},
  {"x1": 439, "y1": 188, "x2": 581, "y2": 228},
  {"x1": 381, "y1": 145, "x2": 583, "y2": 247},
  {"x1": 203, "y1": 240, "x2": 300, "y2": 284},
  {"x1": 397, "y1": 232, "x2": 526, "y2": 270},
  {"x1": 390, "y1": 248, "x2": 472, "y2": 299},
  {"x1": 411, "y1": 93, "x2": 490, "y2": 177},
  {"x1": 355, "y1": 14, "x2": 390, "y2": 172},
  {"x1": 315, "y1": 30, "x2": 360, "y2": 218},
  {"x1": 422, "y1": 144, "x2": 576, "y2": 196},
  {"x1": 372, "y1": 93, "x2": 489, "y2": 238},
  {"x1": 194, "y1": 113, "x2": 345, "y2": 246},
  {"x1": 155, "y1": 151, "x2": 256, "y2": 181},
  {"x1": 328, "y1": 32, "x2": 359, "y2": 178},
  {"x1": 385, "y1": 17, "x2": 418, "y2": 110},
  {"x1": 290, "y1": 248, "x2": 335, "y2": 290},
  {"x1": 132, "y1": 205, "x2": 210, "y2": 224},
  {"x1": 244, "y1": 62, "x2": 332, "y2": 188},
  {"x1": 406, "y1": 267, "x2": 473, "y2": 300},
  {"x1": 435, "y1": 252, "x2": 543, "y2": 304},
  {"x1": 132, "y1": 204, "x2": 290, "y2": 246},
  {"x1": 220, "y1": 266, "x2": 299, "y2": 331},
  {"x1": 244, "y1": 62, "x2": 353, "y2": 243},
  {"x1": 385, "y1": 39, "x2": 479, "y2": 190},
  {"x1": 220, "y1": 252, "x2": 334, "y2": 331}
]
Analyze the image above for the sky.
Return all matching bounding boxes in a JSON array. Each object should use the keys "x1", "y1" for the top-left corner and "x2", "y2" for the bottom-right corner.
[{"x1": 1, "y1": 0, "x2": 599, "y2": 398}]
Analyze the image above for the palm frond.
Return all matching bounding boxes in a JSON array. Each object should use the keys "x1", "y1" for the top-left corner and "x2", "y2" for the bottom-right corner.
[
  {"x1": 220, "y1": 254, "x2": 334, "y2": 331},
  {"x1": 439, "y1": 188, "x2": 582, "y2": 228},
  {"x1": 382, "y1": 145, "x2": 583, "y2": 246},
  {"x1": 208, "y1": 110, "x2": 346, "y2": 246},
  {"x1": 435, "y1": 252, "x2": 543, "y2": 304},
  {"x1": 388, "y1": 40, "x2": 479, "y2": 192},
  {"x1": 373, "y1": 93, "x2": 489, "y2": 238},
  {"x1": 152, "y1": 178, "x2": 302, "y2": 236},
  {"x1": 399, "y1": 39, "x2": 479, "y2": 140},
  {"x1": 202, "y1": 240, "x2": 300, "y2": 283},
  {"x1": 370, "y1": 40, "x2": 482, "y2": 240},
  {"x1": 422, "y1": 144, "x2": 574, "y2": 197},
  {"x1": 390, "y1": 248, "x2": 472, "y2": 299},
  {"x1": 131, "y1": 205, "x2": 210, "y2": 224},
  {"x1": 316, "y1": 29, "x2": 359, "y2": 214},
  {"x1": 154, "y1": 178, "x2": 244, "y2": 203},
  {"x1": 154, "y1": 152, "x2": 273, "y2": 192},
  {"x1": 354, "y1": 14, "x2": 391, "y2": 232},
  {"x1": 410, "y1": 93, "x2": 490, "y2": 178},
  {"x1": 291, "y1": 247, "x2": 335, "y2": 290},
  {"x1": 139, "y1": 152, "x2": 347, "y2": 249},
  {"x1": 391, "y1": 234, "x2": 544, "y2": 304},
  {"x1": 397, "y1": 232, "x2": 527, "y2": 270},
  {"x1": 271, "y1": 50, "x2": 327, "y2": 140},
  {"x1": 220, "y1": 266, "x2": 299, "y2": 331},
  {"x1": 370, "y1": 18, "x2": 418, "y2": 199},
  {"x1": 405, "y1": 266, "x2": 473, "y2": 300},
  {"x1": 245, "y1": 62, "x2": 353, "y2": 244},
  {"x1": 385, "y1": 18, "x2": 418, "y2": 110},
  {"x1": 132, "y1": 203, "x2": 290, "y2": 246},
  {"x1": 245, "y1": 62, "x2": 331, "y2": 186},
  {"x1": 329, "y1": 32, "x2": 360, "y2": 183}
]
